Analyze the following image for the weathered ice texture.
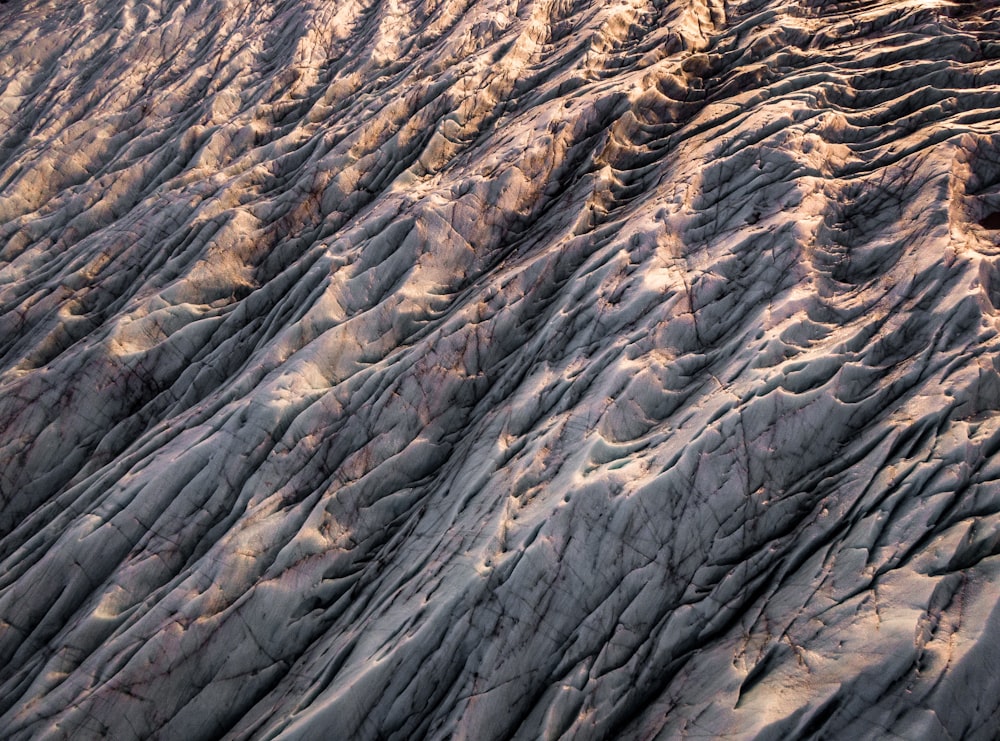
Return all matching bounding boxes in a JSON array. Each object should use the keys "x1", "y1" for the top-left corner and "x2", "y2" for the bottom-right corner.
[{"x1": 3, "y1": 0, "x2": 1000, "y2": 737}]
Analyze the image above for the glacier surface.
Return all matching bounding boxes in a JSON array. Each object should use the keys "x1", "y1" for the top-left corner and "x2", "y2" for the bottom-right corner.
[{"x1": 3, "y1": 0, "x2": 1000, "y2": 737}]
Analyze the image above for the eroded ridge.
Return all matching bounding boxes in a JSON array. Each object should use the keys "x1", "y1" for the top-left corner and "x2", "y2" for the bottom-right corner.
[{"x1": 3, "y1": 0, "x2": 1000, "y2": 737}]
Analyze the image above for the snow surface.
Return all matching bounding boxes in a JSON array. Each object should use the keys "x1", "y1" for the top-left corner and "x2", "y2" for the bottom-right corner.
[{"x1": 3, "y1": 0, "x2": 1000, "y2": 737}]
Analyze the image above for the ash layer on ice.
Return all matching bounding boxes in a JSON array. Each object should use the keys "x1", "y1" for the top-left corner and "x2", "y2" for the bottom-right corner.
[{"x1": 4, "y1": 0, "x2": 1000, "y2": 737}]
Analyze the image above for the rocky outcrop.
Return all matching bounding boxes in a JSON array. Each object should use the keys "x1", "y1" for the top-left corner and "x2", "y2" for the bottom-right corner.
[{"x1": 3, "y1": 0, "x2": 1000, "y2": 737}]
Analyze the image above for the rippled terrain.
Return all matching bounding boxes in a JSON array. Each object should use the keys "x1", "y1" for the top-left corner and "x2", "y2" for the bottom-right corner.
[{"x1": 3, "y1": 0, "x2": 1000, "y2": 737}]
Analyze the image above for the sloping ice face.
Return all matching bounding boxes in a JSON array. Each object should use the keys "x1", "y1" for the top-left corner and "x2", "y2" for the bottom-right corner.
[{"x1": 3, "y1": 0, "x2": 1000, "y2": 737}]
